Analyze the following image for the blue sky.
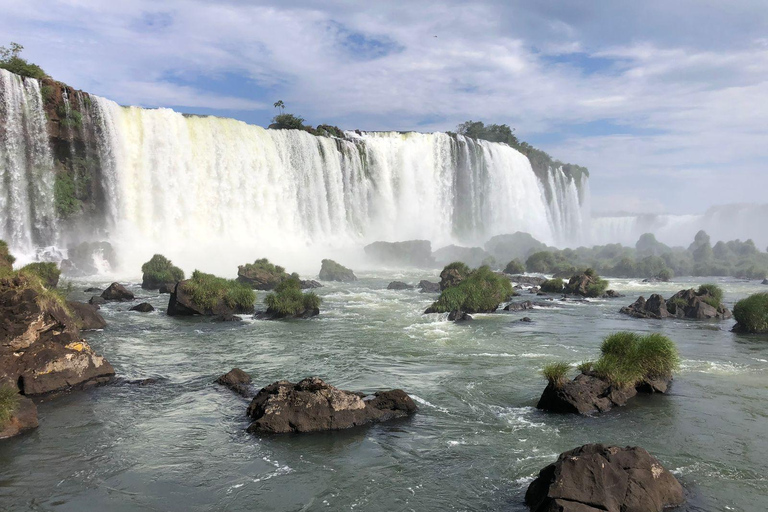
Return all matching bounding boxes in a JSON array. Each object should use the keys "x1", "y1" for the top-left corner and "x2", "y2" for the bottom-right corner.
[{"x1": 1, "y1": 0, "x2": 767, "y2": 214}]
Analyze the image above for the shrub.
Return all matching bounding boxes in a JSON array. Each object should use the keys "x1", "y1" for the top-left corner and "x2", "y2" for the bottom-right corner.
[
  {"x1": 54, "y1": 172, "x2": 80, "y2": 217},
  {"x1": 241, "y1": 258, "x2": 285, "y2": 275},
  {"x1": 656, "y1": 268, "x2": 674, "y2": 281},
  {"x1": 265, "y1": 277, "x2": 321, "y2": 317},
  {"x1": 593, "y1": 331, "x2": 680, "y2": 388},
  {"x1": 270, "y1": 113, "x2": 307, "y2": 130},
  {"x1": 698, "y1": 283, "x2": 724, "y2": 308},
  {"x1": 733, "y1": 293, "x2": 768, "y2": 333},
  {"x1": 504, "y1": 259, "x2": 525, "y2": 275},
  {"x1": 0, "y1": 239, "x2": 15, "y2": 269},
  {"x1": 1, "y1": 268, "x2": 70, "y2": 314},
  {"x1": 526, "y1": 251, "x2": 557, "y2": 273},
  {"x1": 540, "y1": 278, "x2": 564, "y2": 293},
  {"x1": 577, "y1": 361, "x2": 593, "y2": 374},
  {"x1": 542, "y1": 362, "x2": 570, "y2": 388},
  {"x1": 182, "y1": 270, "x2": 255, "y2": 311},
  {"x1": 141, "y1": 254, "x2": 184, "y2": 284},
  {"x1": 428, "y1": 266, "x2": 514, "y2": 313},
  {"x1": 20, "y1": 262, "x2": 60, "y2": 289},
  {"x1": 0, "y1": 42, "x2": 47, "y2": 79},
  {"x1": 0, "y1": 385, "x2": 20, "y2": 429},
  {"x1": 584, "y1": 278, "x2": 609, "y2": 298}
]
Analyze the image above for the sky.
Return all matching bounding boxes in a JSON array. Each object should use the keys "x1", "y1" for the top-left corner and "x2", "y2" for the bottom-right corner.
[{"x1": 1, "y1": 0, "x2": 766, "y2": 215}]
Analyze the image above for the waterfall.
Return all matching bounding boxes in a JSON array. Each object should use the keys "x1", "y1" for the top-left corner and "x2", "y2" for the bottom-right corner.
[{"x1": 0, "y1": 69, "x2": 590, "y2": 274}]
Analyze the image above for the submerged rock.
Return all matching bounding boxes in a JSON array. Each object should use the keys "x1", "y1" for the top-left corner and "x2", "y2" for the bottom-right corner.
[
  {"x1": 215, "y1": 368, "x2": 252, "y2": 397},
  {"x1": 621, "y1": 288, "x2": 731, "y2": 320},
  {"x1": 158, "y1": 282, "x2": 174, "y2": 294},
  {"x1": 519, "y1": 316, "x2": 533, "y2": 322},
  {"x1": 318, "y1": 259, "x2": 357, "y2": 282},
  {"x1": 525, "y1": 444, "x2": 685, "y2": 512},
  {"x1": 246, "y1": 377, "x2": 417, "y2": 434},
  {"x1": 130, "y1": 302, "x2": 155, "y2": 313},
  {"x1": 448, "y1": 310, "x2": 473, "y2": 322},
  {"x1": 67, "y1": 301, "x2": 107, "y2": 330},
  {"x1": 88, "y1": 295, "x2": 106, "y2": 306},
  {"x1": 418, "y1": 280, "x2": 440, "y2": 293},
  {"x1": 387, "y1": 281, "x2": 413, "y2": 290},
  {"x1": 101, "y1": 282, "x2": 134, "y2": 302},
  {"x1": 0, "y1": 394, "x2": 38, "y2": 439},
  {"x1": 83, "y1": 287, "x2": 102, "y2": 293},
  {"x1": 504, "y1": 300, "x2": 534, "y2": 312}
]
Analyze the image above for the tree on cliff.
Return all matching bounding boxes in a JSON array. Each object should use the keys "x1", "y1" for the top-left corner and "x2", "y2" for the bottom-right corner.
[{"x1": 0, "y1": 42, "x2": 47, "y2": 79}]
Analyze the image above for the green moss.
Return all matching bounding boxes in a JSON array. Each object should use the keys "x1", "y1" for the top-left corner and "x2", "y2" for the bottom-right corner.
[
  {"x1": 265, "y1": 277, "x2": 321, "y2": 317},
  {"x1": 0, "y1": 385, "x2": 20, "y2": 429},
  {"x1": 54, "y1": 172, "x2": 80, "y2": 217},
  {"x1": 542, "y1": 362, "x2": 570, "y2": 388},
  {"x1": 40, "y1": 84, "x2": 54, "y2": 103},
  {"x1": 733, "y1": 293, "x2": 768, "y2": 333},
  {"x1": 0, "y1": 239, "x2": 15, "y2": 269},
  {"x1": 577, "y1": 361, "x2": 593, "y2": 374},
  {"x1": 592, "y1": 332, "x2": 680, "y2": 388},
  {"x1": 20, "y1": 262, "x2": 60, "y2": 288},
  {"x1": 428, "y1": 266, "x2": 514, "y2": 313},
  {"x1": 540, "y1": 278, "x2": 564, "y2": 293},
  {"x1": 141, "y1": 254, "x2": 184, "y2": 284},
  {"x1": 182, "y1": 270, "x2": 255, "y2": 311},
  {"x1": 698, "y1": 283, "x2": 723, "y2": 309}
]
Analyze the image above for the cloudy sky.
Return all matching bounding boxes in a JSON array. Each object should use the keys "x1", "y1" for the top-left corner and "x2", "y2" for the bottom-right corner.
[{"x1": 1, "y1": 0, "x2": 766, "y2": 215}]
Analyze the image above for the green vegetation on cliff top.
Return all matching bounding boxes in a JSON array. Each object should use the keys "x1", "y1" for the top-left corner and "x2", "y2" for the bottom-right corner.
[{"x1": 0, "y1": 42, "x2": 47, "y2": 79}]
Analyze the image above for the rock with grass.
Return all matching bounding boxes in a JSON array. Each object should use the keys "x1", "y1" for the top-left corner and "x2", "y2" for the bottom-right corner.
[
  {"x1": 503, "y1": 259, "x2": 526, "y2": 275},
  {"x1": 0, "y1": 273, "x2": 114, "y2": 396},
  {"x1": 246, "y1": 377, "x2": 417, "y2": 434},
  {"x1": 141, "y1": 254, "x2": 184, "y2": 290},
  {"x1": 130, "y1": 302, "x2": 154, "y2": 313},
  {"x1": 564, "y1": 268, "x2": 609, "y2": 297},
  {"x1": 67, "y1": 301, "x2": 107, "y2": 330},
  {"x1": 387, "y1": 281, "x2": 413, "y2": 290},
  {"x1": 536, "y1": 332, "x2": 679, "y2": 415},
  {"x1": 318, "y1": 259, "x2": 357, "y2": 282},
  {"x1": 236, "y1": 258, "x2": 291, "y2": 290},
  {"x1": 0, "y1": 240, "x2": 15, "y2": 270},
  {"x1": 439, "y1": 261, "x2": 471, "y2": 290},
  {"x1": 732, "y1": 292, "x2": 768, "y2": 333},
  {"x1": 539, "y1": 278, "x2": 564, "y2": 294},
  {"x1": 168, "y1": 270, "x2": 255, "y2": 317},
  {"x1": 101, "y1": 282, "x2": 134, "y2": 302},
  {"x1": 19, "y1": 262, "x2": 60, "y2": 288},
  {"x1": 525, "y1": 444, "x2": 685, "y2": 512},
  {"x1": 215, "y1": 368, "x2": 252, "y2": 397},
  {"x1": 364, "y1": 240, "x2": 434, "y2": 268},
  {"x1": 426, "y1": 266, "x2": 515, "y2": 315},
  {"x1": 418, "y1": 280, "x2": 440, "y2": 293},
  {"x1": 621, "y1": 283, "x2": 731, "y2": 320},
  {"x1": 258, "y1": 277, "x2": 321, "y2": 319},
  {"x1": 0, "y1": 384, "x2": 38, "y2": 439}
]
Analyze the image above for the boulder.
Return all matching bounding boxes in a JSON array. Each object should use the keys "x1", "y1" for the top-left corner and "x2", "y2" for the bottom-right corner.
[
  {"x1": 246, "y1": 377, "x2": 417, "y2": 434},
  {"x1": 211, "y1": 314, "x2": 243, "y2": 322},
  {"x1": 167, "y1": 281, "x2": 254, "y2": 317},
  {"x1": 762, "y1": 279, "x2": 768, "y2": 285},
  {"x1": 300, "y1": 280, "x2": 323, "y2": 289},
  {"x1": 602, "y1": 289, "x2": 624, "y2": 298},
  {"x1": 387, "y1": 281, "x2": 413, "y2": 290},
  {"x1": 504, "y1": 300, "x2": 534, "y2": 312},
  {"x1": 83, "y1": 287, "x2": 102, "y2": 293},
  {"x1": 88, "y1": 295, "x2": 106, "y2": 306},
  {"x1": 519, "y1": 317, "x2": 533, "y2": 322},
  {"x1": 319, "y1": 259, "x2": 357, "y2": 282},
  {"x1": 363, "y1": 240, "x2": 434, "y2": 268},
  {"x1": 254, "y1": 306, "x2": 319, "y2": 320},
  {"x1": 101, "y1": 282, "x2": 134, "y2": 302},
  {"x1": 67, "y1": 301, "x2": 107, "y2": 330},
  {"x1": 236, "y1": 260, "x2": 291, "y2": 290},
  {"x1": 448, "y1": 310, "x2": 473, "y2": 322},
  {"x1": 525, "y1": 444, "x2": 685, "y2": 512},
  {"x1": 439, "y1": 266, "x2": 466, "y2": 290},
  {"x1": 0, "y1": 275, "x2": 115, "y2": 396},
  {"x1": 158, "y1": 282, "x2": 175, "y2": 294},
  {"x1": 130, "y1": 302, "x2": 155, "y2": 313},
  {"x1": 0, "y1": 395, "x2": 38, "y2": 439},
  {"x1": 620, "y1": 295, "x2": 669, "y2": 319},
  {"x1": 507, "y1": 275, "x2": 547, "y2": 287},
  {"x1": 621, "y1": 289, "x2": 731, "y2": 320},
  {"x1": 418, "y1": 280, "x2": 441, "y2": 293},
  {"x1": 215, "y1": 368, "x2": 252, "y2": 397}
]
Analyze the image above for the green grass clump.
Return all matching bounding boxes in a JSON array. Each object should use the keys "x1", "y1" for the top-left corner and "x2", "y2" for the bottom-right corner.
[
  {"x1": 733, "y1": 293, "x2": 768, "y2": 333},
  {"x1": 697, "y1": 283, "x2": 724, "y2": 309},
  {"x1": 577, "y1": 361, "x2": 593, "y2": 374},
  {"x1": 182, "y1": 270, "x2": 255, "y2": 311},
  {"x1": 540, "y1": 278, "x2": 564, "y2": 293},
  {"x1": 584, "y1": 278, "x2": 610, "y2": 298},
  {"x1": 0, "y1": 239, "x2": 15, "y2": 269},
  {"x1": 503, "y1": 259, "x2": 525, "y2": 275},
  {"x1": 542, "y1": 362, "x2": 570, "y2": 388},
  {"x1": 20, "y1": 262, "x2": 60, "y2": 288},
  {"x1": 592, "y1": 331, "x2": 680, "y2": 388},
  {"x1": 428, "y1": 266, "x2": 514, "y2": 313},
  {"x1": 0, "y1": 385, "x2": 20, "y2": 429},
  {"x1": 265, "y1": 278, "x2": 321, "y2": 317},
  {"x1": 241, "y1": 258, "x2": 285, "y2": 275},
  {"x1": 141, "y1": 254, "x2": 184, "y2": 284}
]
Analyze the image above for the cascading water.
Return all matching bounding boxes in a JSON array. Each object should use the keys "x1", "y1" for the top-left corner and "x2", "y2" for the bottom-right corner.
[{"x1": 0, "y1": 68, "x2": 589, "y2": 274}]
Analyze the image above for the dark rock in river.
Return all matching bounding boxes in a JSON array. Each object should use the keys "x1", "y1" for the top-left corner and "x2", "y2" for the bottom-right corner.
[
  {"x1": 525, "y1": 444, "x2": 685, "y2": 512},
  {"x1": 318, "y1": 259, "x2": 357, "y2": 282},
  {"x1": 130, "y1": 302, "x2": 155, "y2": 313},
  {"x1": 211, "y1": 314, "x2": 242, "y2": 322},
  {"x1": 507, "y1": 274, "x2": 547, "y2": 287},
  {"x1": 762, "y1": 278, "x2": 768, "y2": 285},
  {"x1": 364, "y1": 240, "x2": 434, "y2": 268},
  {"x1": 519, "y1": 316, "x2": 533, "y2": 322},
  {"x1": 448, "y1": 310, "x2": 473, "y2": 322},
  {"x1": 0, "y1": 274, "x2": 115, "y2": 396},
  {"x1": 621, "y1": 288, "x2": 731, "y2": 320},
  {"x1": 246, "y1": 377, "x2": 417, "y2": 434},
  {"x1": 387, "y1": 281, "x2": 413, "y2": 290},
  {"x1": 254, "y1": 306, "x2": 319, "y2": 320},
  {"x1": 504, "y1": 300, "x2": 534, "y2": 312},
  {"x1": 101, "y1": 282, "x2": 134, "y2": 302},
  {"x1": 602, "y1": 289, "x2": 624, "y2": 298},
  {"x1": 216, "y1": 368, "x2": 252, "y2": 397},
  {"x1": 300, "y1": 279, "x2": 323, "y2": 289},
  {"x1": 158, "y1": 282, "x2": 175, "y2": 294},
  {"x1": 67, "y1": 301, "x2": 107, "y2": 330},
  {"x1": 83, "y1": 287, "x2": 102, "y2": 293},
  {"x1": 88, "y1": 295, "x2": 105, "y2": 306},
  {"x1": 418, "y1": 280, "x2": 441, "y2": 293},
  {"x1": 0, "y1": 394, "x2": 38, "y2": 439}
]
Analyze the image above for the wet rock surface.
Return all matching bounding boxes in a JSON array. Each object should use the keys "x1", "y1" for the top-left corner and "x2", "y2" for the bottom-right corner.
[
  {"x1": 0, "y1": 395, "x2": 38, "y2": 439},
  {"x1": 215, "y1": 368, "x2": 252, "y2": 397},
  {"x1": 101, "y1": 282, "x2": 135, "y2": 302},
  {"x1": 621, "y1": 288, "x2": 731, "y2": 320},
  {"x1": 67, "y1": 301, "x2": 107, "y2": 330},
  {"x1": 387, "y1": 281, "x2": 413, "y2": 290},
  {"x1": 130, "y1": 302, "x2": 155, "y2": 313},
  {"x1": 418, "y1": 280, "x2": 441, "y2": 293}
]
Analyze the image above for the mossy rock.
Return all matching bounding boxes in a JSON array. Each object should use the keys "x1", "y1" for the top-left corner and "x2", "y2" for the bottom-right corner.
[
  {"x1": 141, "y1": 254, "x2": 184, "y2": 290},
  {"x1": 318, "y1": 259, "x2": 356, "y2": 282}
]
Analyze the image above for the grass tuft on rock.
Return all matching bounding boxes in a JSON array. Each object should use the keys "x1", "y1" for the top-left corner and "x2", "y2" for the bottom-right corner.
[
  {"x1": 542, "y1": 362, "x2": 570, "y2": 388},
  {"x1": 183, "y1": 270, "x2": 255, "y2": 311},
  {"x1": 697, "y1": 283, "x2": 724, "y2": 309},
  {"x1": 141, "y1": 254, "x2": 184, "y2": 283},
  {"x1": 0, "y1": 385, "x2": 20, "y2": 429},
  {"x1": 0, "y1": 239, "x2": 15, "y2": 269},
  {"x1": 428, "y1": 266, "x2": 514, "y2": 313},
  {"x1": 242, "y1": 258, "x2": 285, "y2": 275},
  {"x1": 540, "y1": 278, "x2": 564, "y2": 293},
  {"x1": 503, "y1": 259, "x2": 525, "y2": 275},
  {"x1": 593, "y1": 331, "x2": 680, "y2": 388},
  {"x1": 20, "y1": 262, "x2": 60, "y2": 288},
  {"x1": 733, "y1": 293, "x2": 768, "y2": 333},
  {"x1": 265, "y1": 277, "x2": 321, "y2": 316}
]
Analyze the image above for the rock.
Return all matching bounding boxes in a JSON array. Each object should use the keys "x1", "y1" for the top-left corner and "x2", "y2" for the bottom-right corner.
[
  {"x1": 387, "y1": 281, "x2": 413, "y2": 290},
  {"x1": 318, "y1": 259, "x2": 357, "y2": 282},
  {"x1": 504, "y1": 300, "x2": 534, "y2": 312},
  {"x1": 211, "y1": 314, "x2": 243, "y2": 322},
  {"x1": 158, "y1": 282, "x2": 175, "y2": 294},
  {"x1": 536, "y1": 372, "x2": 671, "y2": 415},
  {"x1": 129, "y1": 302, "x2": 154, "y2": 313},
  {"x1": 60, "y1": 241, "x2": 117, "y2": 277},
  {"x1": 564, "y1": 271, "x2": 607, "y2": 297},
  {"x1": 762, "y1": 279, "x2": 768, "y2": 285},
  {"x1": 88, "y1": 295, "x2": 105, "y2": 306},
  {"x1": 519, "y1": 316, "x2": 533, "y2": 322},
  {"x1": 602, "y1": 289, "x2": 624, "y2": 298},
  {"x1": 525, "y1": 444, "x2": 685, "y2": 512},
  {"x1": 530, "y1": 286, "x2": 540, "y2": 294},
  {"x1": 620, "y1": 294, "x2": 669, "y2": 319},
  {"x1": 254, "y1": 307, "x2": 319, "y2": 320},
  {"x1": 236, "y1": 259, "x2": 291, "y2": 290},
  {"x1": 167, "y1": 281, "x2": 255, "y2": 317},
  {"x1": 363, "y1": 240, "x2": 434, "y2": 268},
  {"x1": 101, "y1": 282, "x2": 134, "y2": 302},
  {"x1": 432, "y1": 245, "x2": 493, "y2": 268},
  {"x1": 67, "y1": 301, "x2": 107, "y2": 330},
  {"x1": 0, "y1": 395, "x2": 38, "y2": 439},
  {"x1": 0, "y1": 274, "x2": 115, "y2": 396},
  {"x1": 507, "y1": 275, "x2": 547, "y2": 287},
  {"x1": 418, "y1": 280, "x2": 441, "y2": 293},
  {"x1": 439, "y1": 265, "x2": 466, "y2": 290},
  {"x1": 83, "y1": 287, "x2": 102, "y2": 293},
  {"x1": 448, "y1": 310, "x2": 473, "y2": 322},
  {"x1": 300, "y1": 280, "x2": 323, "y2": 289},
  {"x1": 246, "y1": 377, "x2": 417, "y2": 434},
  {"x1": 215, "y1": 368, "x2": 252, "y2": 397},
  {"x1": 621, "y1": 288, "x2": 731, "y2": 320}
]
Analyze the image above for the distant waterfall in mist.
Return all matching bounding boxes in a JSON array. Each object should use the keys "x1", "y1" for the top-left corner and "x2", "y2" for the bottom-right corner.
[{"x1": 0, "y1": 68, "x2": 588, "y2": 273}]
